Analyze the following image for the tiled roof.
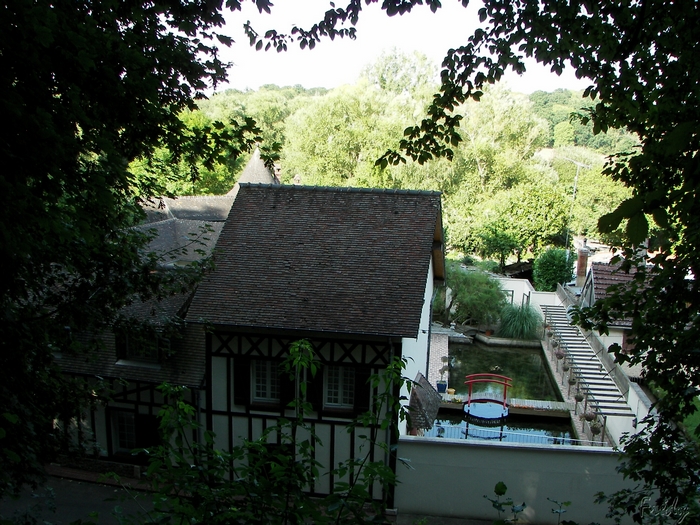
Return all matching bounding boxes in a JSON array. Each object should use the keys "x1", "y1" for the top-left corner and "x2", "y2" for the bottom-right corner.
[
  {"x1": 119, "y1": 291, "x2": 192, "y2": 325},
  {"x1": 163, "y1": 195, "x2": 235, "y2": 221},
  {"x1": 407, "y1": 372, "x2": 442, "y2": 430},
  {"x1": 137, "y1": 218, "x2": 224, "y2": 263},
  {"x1": 590, "y1": 262, "x2": 637, "y2": 303},
  {"x1": 187, "y1": 184, "x2": 443, "y2": 338},
  {"x1": 141, "y1": 195, "x2": 234, "y2": 223},
  {"x1": 58, "y1": 322, "x2": 206, "y2": 389},
  {"x1": 228, "y1": 148, "x2": 278, "y2": 190},
  {"x1": 588, "y1": 262, "x2": 644, "y2": 328}
]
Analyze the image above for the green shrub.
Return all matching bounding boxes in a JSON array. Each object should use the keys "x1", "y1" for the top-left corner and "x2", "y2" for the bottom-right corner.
[
  {"x1": 533, "y1": 248, "x2": 574, "y2": 291},
  {"x1": 475, "y1": 259, "x2": 500, "y2": 273},
  {"x1": 497, "y1": 304, "x2": 542, "y2": 340},
  {"x1": 443, "y1": 261, "x2": 507, "y2": 327},
  {"x1": 461, "y1": 254, "x2": 476, "y2": 266}
]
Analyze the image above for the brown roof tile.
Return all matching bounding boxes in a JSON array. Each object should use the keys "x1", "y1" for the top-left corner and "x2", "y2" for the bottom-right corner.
[
  {"x1": 591, "y1": 262, "x2": 637, "y2": 303},
  {"x1": 58, "y1": 323, "x2": 206, "y2": 388},
  {"x1": 187, "y1": 184, "x2": 443, "y2": 338}
]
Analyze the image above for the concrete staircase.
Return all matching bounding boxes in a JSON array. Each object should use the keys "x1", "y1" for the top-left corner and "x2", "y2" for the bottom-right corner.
[{"x1": 541, "y1": 304, "x2": 634, "y2": 418}]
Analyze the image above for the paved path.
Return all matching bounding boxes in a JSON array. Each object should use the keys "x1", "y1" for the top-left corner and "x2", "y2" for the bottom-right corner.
[
  {"x1": 1, "y1": 467, "x2": 488, "y2": 525},
  {"x1": 0, "y1": 475, "x2": 149, "y2": 524}
]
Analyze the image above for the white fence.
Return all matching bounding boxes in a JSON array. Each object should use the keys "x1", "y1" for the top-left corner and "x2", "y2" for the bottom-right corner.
[{"x1": 395, "y1": 436, "x2": 632, "y2": 524}]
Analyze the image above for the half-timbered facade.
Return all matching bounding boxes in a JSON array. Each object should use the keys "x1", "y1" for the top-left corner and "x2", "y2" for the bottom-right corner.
[
  {"x1": 187, "y1": 184, "x2": 445, "y2": 498},
  {"x1": 59, "y1": 183, "x2": 444, "y2": 499}
]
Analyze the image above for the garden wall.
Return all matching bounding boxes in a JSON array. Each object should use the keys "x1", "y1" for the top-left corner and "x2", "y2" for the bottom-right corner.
[{"x1": 395, "y1": 436, "x2": 632, "y2": 524}]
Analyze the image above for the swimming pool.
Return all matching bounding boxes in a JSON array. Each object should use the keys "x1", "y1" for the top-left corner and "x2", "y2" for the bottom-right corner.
[
  {"x1": 424, "y1": 412, "x2": 577, "y2": 445},
  {"x1": 432, "y1": 342, "x2": 578, "y2": 445},
  {"x1": 448, "y1": 342, "x2": 562, "y2": 401}
]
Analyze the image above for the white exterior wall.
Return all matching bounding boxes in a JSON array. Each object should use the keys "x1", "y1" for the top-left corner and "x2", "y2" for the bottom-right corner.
[
  {"x1": 400, "y1": 258, "x2": 434, "y2": 435},
  {"x1": 496, "y1": 276, "x2": 536, "y2": 305},
  {"x1": 497, "y1": 277, "x2": 560, "y2": 318},
  {"x1": 395, "y1": 437, "x2": 632, "y2": 524},
  {"x1": 529, "y1": 290, "x2": 560, "y2": 309}
]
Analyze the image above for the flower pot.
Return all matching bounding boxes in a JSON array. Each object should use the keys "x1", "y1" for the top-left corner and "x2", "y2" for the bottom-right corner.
[
  {"x1": 590, "y1": 423, "x2": 602, "y2": 435},
  {"x1": 436, "y1": 381, "x2": 447, "y2": 393},
  {"x1": 574, "y1": 393, "x2": 585, "y2": 403},
  {"x1": 555, "y1": 350, "x2": 565, "y2": 360},
  {"x1": 447, "y1": 388, "x2": 456, "y2": 395},
  {"x1": 584, "y1": 411, "x2": 596, "y2": 422},
  {"x1": 568, "y1": 377, "x2": 577, "y2": 385}
]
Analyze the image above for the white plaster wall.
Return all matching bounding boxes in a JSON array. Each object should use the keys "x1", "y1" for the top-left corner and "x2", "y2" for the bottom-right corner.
[
  {"x1": 605, "y1": 383, "x2": 653, "y2": 445},
  {"x1": 400, "y1": 258, "x2": 434, "y2": 434},
  {"x1": 530, "y1": 291, "x2": 560, "y2": 309},
  {"x1": 93, "y1": 405, "x2": 108, "y2": 457},
  {"x1": 496, "y1": 277, "x2": 536, "y2": 305},
  {"x1": 211, "y1": 355, "x2": 228, "y2": 412},
  {"x1": 395, "y1": 437, "x2": 633, "y2": 524},
  {"x1": 597, "y1": 330, "x2": 625, "y2": 354}
]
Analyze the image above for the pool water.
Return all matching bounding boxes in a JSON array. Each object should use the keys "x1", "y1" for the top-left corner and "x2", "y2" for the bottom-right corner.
[
  {"x1": 434, "y1": 342, "x2": 577, "y2": 445},
  {"x1": 425, "y1": 413, "x2": 576, "y2": 445},
  {"x1": 448, "y1": 342, "x2": 562, "y2": 401}
]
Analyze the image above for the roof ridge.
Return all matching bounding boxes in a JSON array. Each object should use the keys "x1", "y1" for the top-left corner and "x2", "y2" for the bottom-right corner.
[
  {"x1": 237, "y1": 183, "x2": 441, "y2": 197},
  {"x1": 166, "y1": 195, "x2": 233, "y2": 200}
]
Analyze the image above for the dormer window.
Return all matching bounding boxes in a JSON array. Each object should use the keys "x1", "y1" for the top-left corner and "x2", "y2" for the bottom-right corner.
[{"x1": 115, "y1": 329, "x2": 169, "y2": 363}]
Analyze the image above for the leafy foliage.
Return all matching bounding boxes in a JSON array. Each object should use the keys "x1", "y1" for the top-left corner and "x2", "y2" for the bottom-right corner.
[
  {"x1": 484, "y1": 481, "x2": 527, "y2": 525},
  {"x1": 497, "y1": 304, "x2": 542, "y2": 341},
  {"x1": 0, "y1": 0, "x2": 261, "y2": 498},
  {"x1": 533, "y1": 249, "x2": 574, "y2": 292},
  {"x1": 440, "y1": 261, "x2": 507, "y2": 327}
]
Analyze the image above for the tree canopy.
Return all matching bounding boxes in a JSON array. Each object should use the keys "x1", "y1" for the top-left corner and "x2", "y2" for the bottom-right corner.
[
  {"x1": 4, "y1": 0, "x2": 700, "y2": 521},
  {"x1": 0, "y1": 0, "x2": 263, "y2": 497}
]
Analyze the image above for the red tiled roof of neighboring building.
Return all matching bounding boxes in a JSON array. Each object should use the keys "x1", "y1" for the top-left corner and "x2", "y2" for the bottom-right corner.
[
  {"x1": 187, "y1": 184, "x2": 443, "y2": 338},
  {"x1": 590, "y1": 262, "x2": 637, "y2": 303},
  {"x1": 587, "y1": 262, "x2": 645, "y2": 328}
]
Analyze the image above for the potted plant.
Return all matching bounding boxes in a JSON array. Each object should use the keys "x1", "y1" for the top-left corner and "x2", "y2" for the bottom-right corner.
[
  {"x1": 437, "y1": 366, "x2": 448, "y2": 393},
  {"x1": 590, "y1": 421, "x2": 603, "y2": 436},
  {"x1": 583, "y1": 410, "x2": 596, "y2": 422},
  {"x1": 555, "y1": 349, "x2": 566, "y2": 360}
]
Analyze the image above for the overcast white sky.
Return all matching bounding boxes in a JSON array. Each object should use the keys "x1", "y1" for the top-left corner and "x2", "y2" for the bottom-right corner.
[{"x1": 217, "y1": 0, "x2": 590, "y2": 94}]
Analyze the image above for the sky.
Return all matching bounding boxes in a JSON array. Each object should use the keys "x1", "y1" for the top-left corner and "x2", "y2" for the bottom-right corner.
[{"x1": 217, "y1": 0, "x2": 590, "y2": 94}]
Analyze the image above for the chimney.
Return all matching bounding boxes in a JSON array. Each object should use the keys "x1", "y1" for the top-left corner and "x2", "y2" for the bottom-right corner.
[{"x1": 576, "y1": 239, "x2": 589, "y2": 287}]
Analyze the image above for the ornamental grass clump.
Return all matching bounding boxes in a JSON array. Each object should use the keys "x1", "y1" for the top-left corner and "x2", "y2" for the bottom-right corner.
[{"x1": 497, "y1": 304, "x2": 542, "y2": 340}]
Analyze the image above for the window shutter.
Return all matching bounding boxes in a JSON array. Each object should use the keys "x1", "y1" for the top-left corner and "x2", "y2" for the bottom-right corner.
[
  {"x1": 354, "y1": 366, "x2": 372, "y2": 413},
  {"x1": 135, "y1": 414, "x2": 160, "y2": 448},
  {"x1": 279, "y1": 366, "x2": 296, "y2": 407},
  {"x1": 233, "y1": 356, "x2": 251, "y2": 406},
  {"x1": 306, "y1": 367, "x2": 324, "y2": 412}
]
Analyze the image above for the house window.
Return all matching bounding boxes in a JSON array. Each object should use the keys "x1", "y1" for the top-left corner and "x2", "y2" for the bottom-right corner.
[
  {"x1": 111, "y1": 410, "x2": 160, "y2": 461},
  {"x1": 116, "y1": 331, "x2": 169, "y2": 362},
  {"x1": 252, "y1": 360, "x2": 280, "y2": 404},
  {"x1": 325, "y1": 366, "x2": 355, "y2": 409},
  {"x1": 114, "y1": 411, "x2": 136, "y2": 452}
]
